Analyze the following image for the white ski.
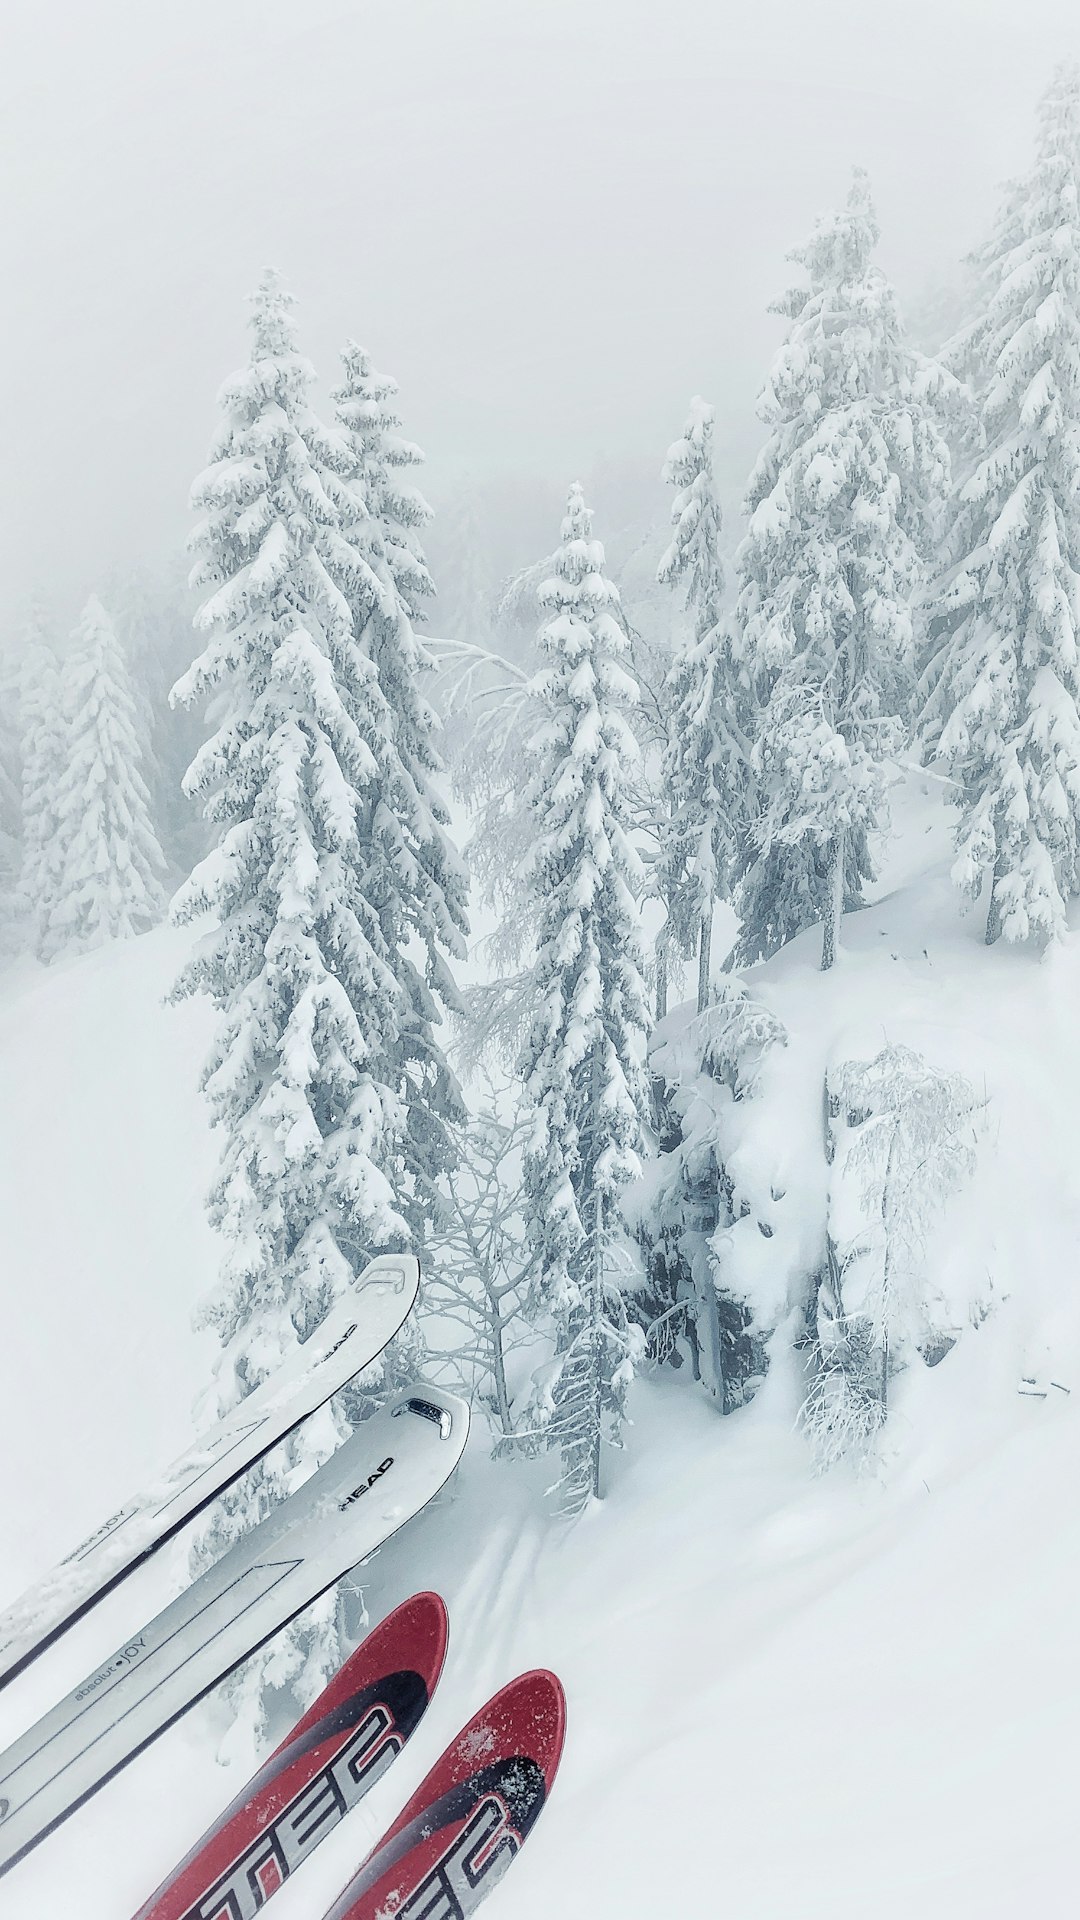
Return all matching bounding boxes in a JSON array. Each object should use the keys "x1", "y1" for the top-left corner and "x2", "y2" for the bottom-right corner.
[
  {"x1": 0, "y1": 1253, "x2": 421, "y2": 1690},
  {"x1": 0, "y1": 1383, "x2": 469, "y2": 1880}
]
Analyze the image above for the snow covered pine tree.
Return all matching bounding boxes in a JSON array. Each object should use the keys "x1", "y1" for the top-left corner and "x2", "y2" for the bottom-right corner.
[
  {"x1": 171, "y1": 272, "x2": 464, "y2": 1739},
  {"x1": 519, "y1": 483, "x2": 652, "y2": 1515},
  {"x1": 330, "y1": 340, "x2": 468, "y2": 1248},
  {"x1": 331, "y1": 341, "x2": 436, "y2": 621},
  {"x1": 18, "y1": 604, "x2": 67, "y2": 959},
  {"x1": 43, "y1": 596, "x2": 166, "y2": 960},
  {"x1": 656, "y1": 397, "x2": 750, "y2": 1011},
  {"x1": 0, "y1": 651, "x2": 21, "y2": 952},
  {"x1": 923, "y1": 66, "x2": 1080, "y2": 945},
  {"x1": 735, "y1": 171, "x2": 950, "y2": 970}
]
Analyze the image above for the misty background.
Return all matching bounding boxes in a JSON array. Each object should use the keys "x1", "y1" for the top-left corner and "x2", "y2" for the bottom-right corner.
[{"x1": 5, "y1": 0, "x2": 1080, "y2": 638}]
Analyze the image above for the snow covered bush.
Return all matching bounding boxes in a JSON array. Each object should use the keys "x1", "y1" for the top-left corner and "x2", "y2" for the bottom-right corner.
[
  {"x1": 632, "y1": 981, "x2": 788, "y2": 1411},
  {"x1": 43, "y1": 596, "x2": 165, "y2": 960},
  {"x1": 518, "y1": 482, "x2": 652, "y2": 1515},
  {"x1": 735, "y1": 170, "x2": 951, "y2": 971},
  {"x1": 802, "y1": 1043, "x2": 983, "y2": 1470},
  {"x1": 922, "y1": 65, "x2": 1080, "y2": 946}
]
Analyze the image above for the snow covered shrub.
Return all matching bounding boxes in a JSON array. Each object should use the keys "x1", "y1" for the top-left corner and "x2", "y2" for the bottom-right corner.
[
  {"x1": 802, "y1": 1043, "x2": 982, "y2": 1469},
  {"x1": 632, "y1": 981, "x2": 788, "y2": 1412}
]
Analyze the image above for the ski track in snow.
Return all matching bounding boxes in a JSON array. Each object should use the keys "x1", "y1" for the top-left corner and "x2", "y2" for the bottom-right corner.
[{"x1": 1, "y1": 785, "x2": 1079, "y2": 1917}]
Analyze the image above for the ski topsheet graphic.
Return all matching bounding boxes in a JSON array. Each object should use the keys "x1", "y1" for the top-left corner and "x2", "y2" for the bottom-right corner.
[
  {"x1": 0, "y1": 1385, "x2": 468, "y2": 1880},
  {"x1": 0, "y1": 1253, "x2": 421, "y2": 1691},
  {"x1": 133, "y1": 1591, "x2": 449, "y2": 1920},
  {"x1": 323, "y1": 1669, "x2": 566, "y2": 1920}
]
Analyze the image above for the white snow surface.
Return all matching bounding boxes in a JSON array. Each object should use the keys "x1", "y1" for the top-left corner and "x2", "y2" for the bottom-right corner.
[{"x1": 1, "y1": 787, "x2": 1079, "y2": 1916}]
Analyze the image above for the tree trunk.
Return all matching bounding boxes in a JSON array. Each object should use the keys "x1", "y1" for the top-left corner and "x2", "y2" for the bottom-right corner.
[
  {"x1": 487, "y1": 1295, "x2": 514, "y2": 1438},
  {"x1": 590, "y1": 1190, "x2": 604, "y2": 1503},
  {"x1": 985, "y1": 841, "x2": 1005, "y2": 946},
  {"x1": 655, "y1": 930, "x2": 669, "y2": 1023},
  {"x1": 697, "y1": 907, "x2": 712, "y2": 1013},
  {"x1": 821, "y1": 826, "x2": 845, "y2": 972},
  {"x1": 694, "y1": 1269, "x2": 724, "y2": 1408},
  {"x1": 876, "y1": 1115, "x2": 901, "y2": 1417}
]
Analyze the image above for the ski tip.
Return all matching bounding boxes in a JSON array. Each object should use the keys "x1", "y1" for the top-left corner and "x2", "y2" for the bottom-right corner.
[
  {"x1": 357, "y1": 1251, "x2": 421, "y2": 1295},
  {"x1": 367, "y1": 1589, "x2": 450, "y2": 1697},
  {"x1": 390, "y1": 1384, "x2": 471, "y2": 1445},
  {"x1": 271, "y1": 1590, "x2": 450, "y2": 1759},
  {"x1": 323, "y1": 1667, "x2": 567, "y2": 1920},
  {"x1": 132, "y1": 1592, "x2": 454, "y2": 1920},
  {"x1": 448, "y1": 1668, "x2": 567, "y2": 1790}
]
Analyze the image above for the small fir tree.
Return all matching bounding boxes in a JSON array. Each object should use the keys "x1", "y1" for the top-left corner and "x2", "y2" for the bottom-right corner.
[
  {"x1": 17, "y1": 603, "x2": 66, "y2": 958},
  {"x1": 0, "y1": 651, "x2": 21, "y2": 951},
  {"x1": 43, "y1": 597, "x2": 165, "y2": 959},
  {"x1": 656, "y1": 397, "x2": 751, "y2": 1008},
  {"x1": 519, "y1": 483, "x2": 652, "y2": 1514}
]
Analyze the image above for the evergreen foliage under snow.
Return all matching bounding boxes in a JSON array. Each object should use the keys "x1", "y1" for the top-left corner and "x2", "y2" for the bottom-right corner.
[
  {"x1": 43, "y1": 597, "x2": 165, "y2": 960},
  {"x1": 632, "y1": 983, "x2": 787, "y2": 1410},
  {"x1": 923, "y1": 66, "x2": 1080, "y2": 946},
  {"x1": 735, "y1": 171, "x2": 951, "y2": 970},
  {"x1": 518, "y1": 483, "x2": 652, "y2": 1514},
  {"x1": 171, "y1": 272, "x2": 463, "y2": 1728},
  {"x1": 330, "y1": 339, "x2": 470, "y2": 1242},
  {"x1": 656, "y1": 397, "x2": 751, "y2": 1011},
  {"x1": 17, "y1": 605, "x2": 65, "y2": 960}
]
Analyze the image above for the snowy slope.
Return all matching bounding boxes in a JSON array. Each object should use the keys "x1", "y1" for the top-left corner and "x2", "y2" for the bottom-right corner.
[{"x1": 1, "y1": 792, "x2": 1079, "y2": 1918}]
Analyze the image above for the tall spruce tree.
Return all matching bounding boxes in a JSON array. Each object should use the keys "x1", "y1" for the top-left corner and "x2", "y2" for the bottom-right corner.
[
  {"x1": 923, "y1": 67, "x2": 1080, "y2": 945},
  {"x1": 519, "y1": 483, "x2": 651, "y2": 1514},
  {"x1": 171, "y1": 273, "x2": 446, "y2": 1735},
  {"x1": 735, "y1": 171, "x2": 950, "y2": 969},
  {"x1": 330, "y1": 342, "x2": 469, "y2": 1241},
  {"x1": 656, "y1": 397, "x2": 750, "y2": 1009},
  {"x1": 43, "y1": 597, "x2": 165, "y2": 959},
  {"x1": 18, "y1": 603, "x2": 65, "y2": 958}
]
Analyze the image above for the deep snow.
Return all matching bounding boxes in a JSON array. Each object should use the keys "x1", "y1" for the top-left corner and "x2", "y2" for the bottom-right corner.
[{"x1": 1, "y1": 783, "x2": 1078, "y2": 1917}]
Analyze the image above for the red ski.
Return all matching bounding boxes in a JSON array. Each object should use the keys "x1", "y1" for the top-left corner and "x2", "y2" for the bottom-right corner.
[
  {"x1": 134, "y1": 1591, "x2": 449, "y2": 1920},
  {"x1": 323, "y1": 1668, "x2": 566, "y2": 1920}
]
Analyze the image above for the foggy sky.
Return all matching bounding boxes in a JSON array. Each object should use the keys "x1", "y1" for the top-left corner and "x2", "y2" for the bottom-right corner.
[{"x1": 4, "y1": 0, "x2": 1080, "y2": 637}]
